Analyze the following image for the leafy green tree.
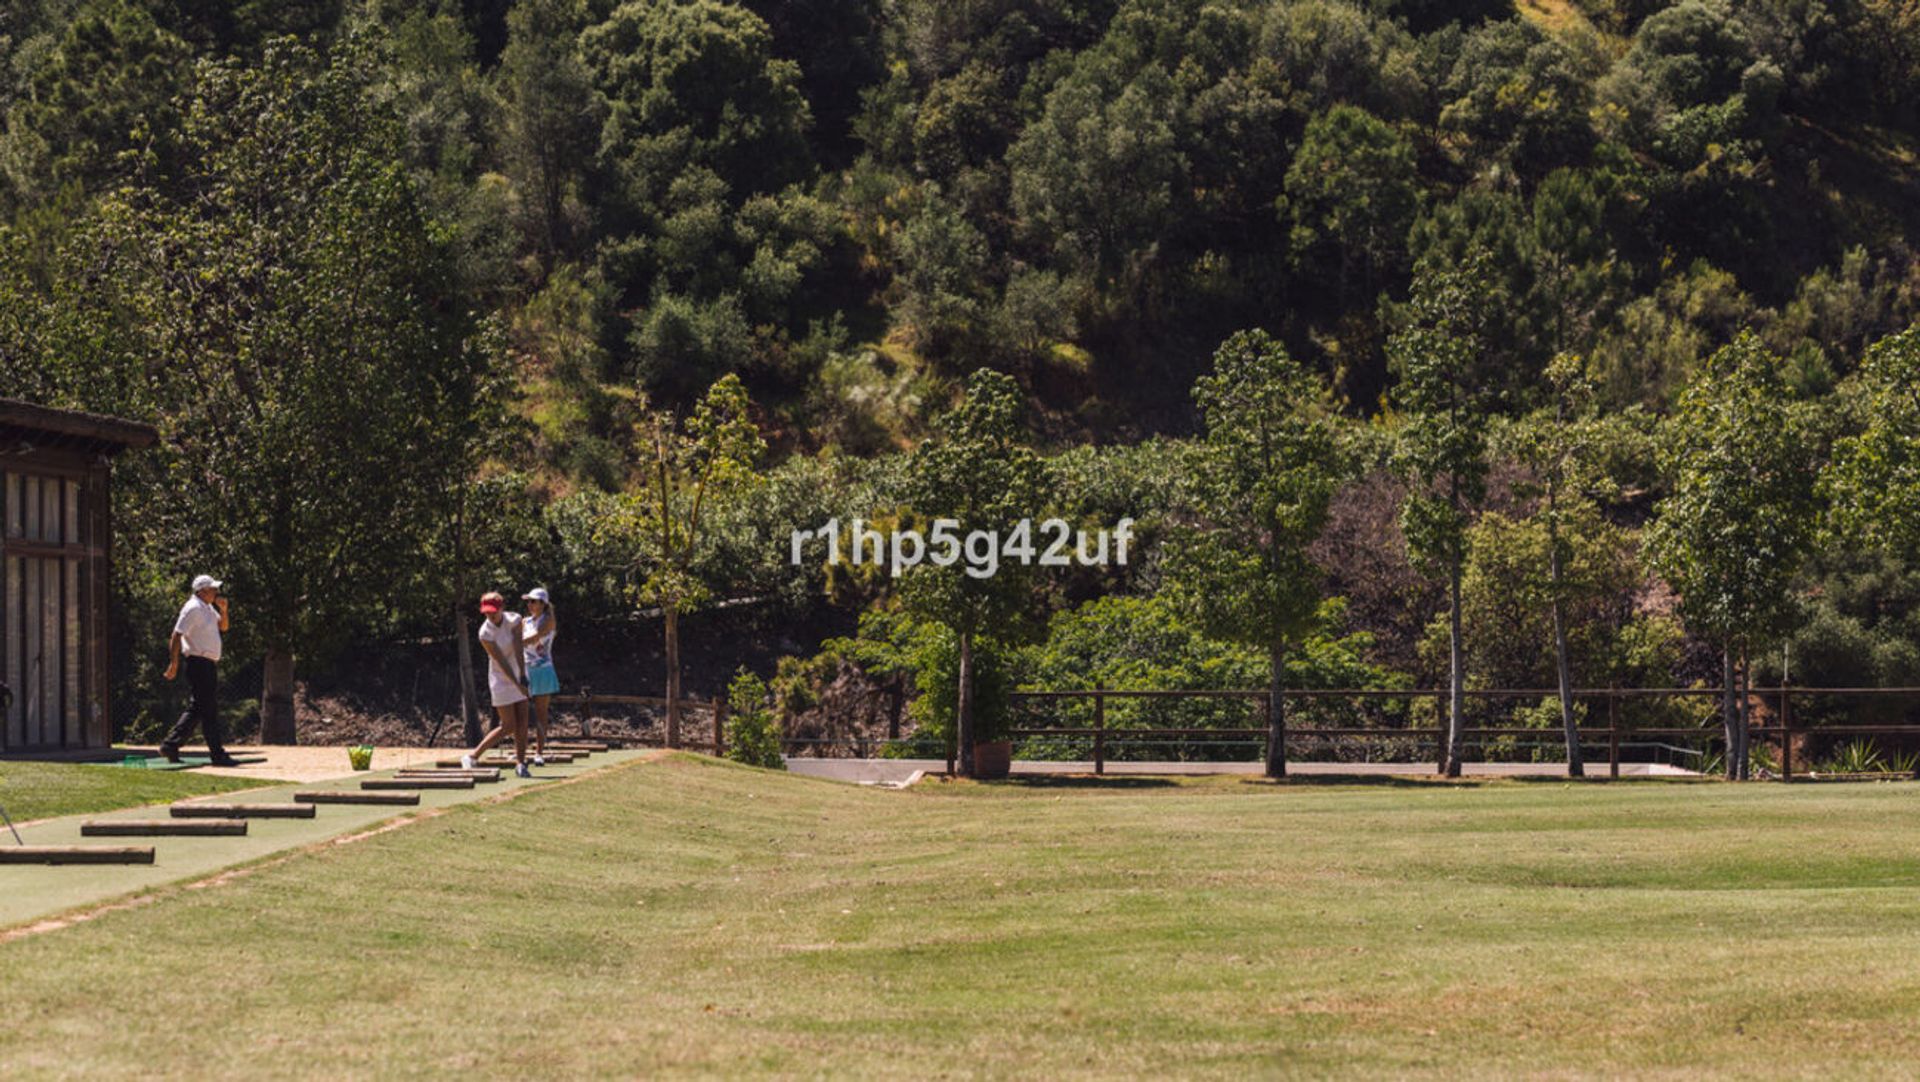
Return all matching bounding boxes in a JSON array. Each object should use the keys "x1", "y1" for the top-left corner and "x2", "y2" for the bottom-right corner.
[
  {"x1": 1281, "y1": 104, "x2": 1415, "y2": 307},
  {"x1": 1503, "y1": 354, "x2": 1630, "y2": 774},
  {"x1": 899, "y1": 370, "x2": 1045, "y2": 776},
  {"x1": 1391, "y1": 259, "x2": 1498, "y2": 777},
  {"x1": 1827, "y1": 325, "x2": 1920, "y2": 556},
  {"x1": 600, "y1": 374, "x2": 765, "y2": 747},
  {"x1": 1008, "y1": 62, "x2": 1186, "y2": 309},
  {"x1": 1438, "y1": 20, "x2": 1600, "y2": 182},
  {"x1": 2, "y1": 40, "x2": 496, "y2": 743},
  {"x1": 0, "y1": 0, "x2": 190, "y2": 214},
  {"x1": 498, "y1": 0, "x2": 596, "y2": 265},
  {"x1": 1647, "y1": 331, "x2": 1818, "y2": 779},
  {"x1": 580, "y1": 0, "x2": 810, "y2": 231},
  {"x1": 1164, "y1": 330, "x2": 1345, "y2": 778},
  {"x1": 891, "y1": 190, "x2": 989, "y2": 360}
]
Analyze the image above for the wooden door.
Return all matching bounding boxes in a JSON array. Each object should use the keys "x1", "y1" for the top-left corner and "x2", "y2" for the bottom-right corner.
[{"x1": 3, "y1": 470, "x2": 89, "y2": 750}]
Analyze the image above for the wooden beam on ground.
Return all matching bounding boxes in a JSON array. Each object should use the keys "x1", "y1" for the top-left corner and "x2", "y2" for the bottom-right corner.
[
  {"x1": 295, "y1": 791, "x2": 420, "y2": 805},
  {"x1": 396, "y1": 769, "x2": 501, "y2": 783},
  {"x1": 0, "y1": 846, "x2": 155, "y2": 864},
  {"x1": 170, "y1": 804, "x2": 317, "y2": 819},
  {"x1": 363, "y1": 778, "x2": 471, "y2": 790},
  {"x1": 82, "y1": 819, "x2": 247, "y2": 837},
  {"x1": 441, "y1": 753, "x2": 575, "y2": 767},
  {"x1": 396, "y1": 767, "x2": 501, "y2": 779}
]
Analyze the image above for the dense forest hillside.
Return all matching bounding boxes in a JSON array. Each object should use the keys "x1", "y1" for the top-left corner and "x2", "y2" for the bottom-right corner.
[{"x1": 4, "y1": 0, "x2": 1919, "y2": 767}]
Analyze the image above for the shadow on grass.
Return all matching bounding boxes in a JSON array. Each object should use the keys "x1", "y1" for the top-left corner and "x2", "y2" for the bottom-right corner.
[
  {"x1": 991, "y1": 775, "x2": 1181, "y2": 790},
  {"x1": 1245, "y1": 774, "x2": 1495, "y2": 789}
]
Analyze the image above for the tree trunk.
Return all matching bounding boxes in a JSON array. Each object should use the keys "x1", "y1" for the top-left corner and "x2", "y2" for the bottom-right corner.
[
  {"x1": 1722, "y1": 647, "x2": 1739, "y2": 780},
  {"x1": 1446, "y1": 558, "x2": 1465, "y2": 778},
  {"x1": 956, "y1": 629, "x2": 976, "y2": 778},
  {"x1": 1548, "y1": 519, "x2": 1582, "y2": 776},
  {"x1": 260, "y1": 646, "x2": 297, "y2": 745},
  {"x1": 886, "y1": 679, "x2": 904, "y2": 742},
  {"x1": 452, "y1": 499, "x2": 480, "y2": 747},
  {"x1": 453, "y1": 599, "x2": 480, "y2": 747},
  {"x1": 1738, "y1": 650, "x2": 1753, "y2": 781},
  {"x1": 664, "y1": 607, "x2": 682, "y2": 749},
  {"x1": 1266, "y1": 639, "x2": 1287, "y2": 779}
]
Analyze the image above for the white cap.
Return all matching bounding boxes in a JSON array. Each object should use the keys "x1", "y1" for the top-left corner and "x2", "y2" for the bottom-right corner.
[
  {"x1": 522, "y1": 587, "x2": 550, "y2": 603},
  {"x1": 191, "y1": 574, "x2": 223, "y2": 592}
]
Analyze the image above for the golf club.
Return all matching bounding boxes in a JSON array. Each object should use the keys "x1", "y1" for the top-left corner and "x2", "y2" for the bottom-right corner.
[{"x1": 0, "y1": 680, "x2": 16, "y2": 844}]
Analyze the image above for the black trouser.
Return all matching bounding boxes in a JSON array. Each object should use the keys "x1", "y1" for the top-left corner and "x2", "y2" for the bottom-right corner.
[{"x1": 163, "y1": 656, "x2": 226, "y2": 754}]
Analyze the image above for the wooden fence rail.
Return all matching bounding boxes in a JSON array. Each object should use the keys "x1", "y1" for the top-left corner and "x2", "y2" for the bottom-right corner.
[
  {"x1": 1005, "y1": 686, "x2": 1920, "y2": 779},
  {"x1": 539, "y1": 683, "x2": 1920, "y2": 780}
]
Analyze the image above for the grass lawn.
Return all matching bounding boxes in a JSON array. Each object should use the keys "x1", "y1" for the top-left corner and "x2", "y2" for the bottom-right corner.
[
  {"x1": 0, "y1": 760, "x2": 258, "y2": 823},
  {"x1": 3, "y1": 755, "x2": 1920, "y2": 1078}
]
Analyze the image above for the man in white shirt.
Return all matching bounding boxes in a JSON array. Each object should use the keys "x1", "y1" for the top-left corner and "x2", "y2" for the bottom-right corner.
[{"x1": 161, "y1": 574, "x2": 238, "y2": 766}]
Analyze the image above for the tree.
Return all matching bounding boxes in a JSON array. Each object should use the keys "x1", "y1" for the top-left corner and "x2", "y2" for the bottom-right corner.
[
  {"x1": 498, "y1": 0, "x2": 596, "y2": 266},
  {"x1": 600, "y1": 373, "x2": 765, "y2": 747},
  {"x1": 1164, "y1": 330, "x2": 1345, "y2": 778},
  {"x1": 0, "y1": 0, "x2": 191, "y2": 214},
  {"x1": 1828, "y1": 326, "x2": 1920, "y2": 558},
  {"x1": 579, "y1": 0, "x2": 811, "y2": 232},
  {"x1": 2, "y1": 41, "x2": 496, "y2": 743},
  {"x1": 1391, "y1": 258, "x2": 1498, "y2": 777},
  {"x1": 1646, "y1": 331, "x2": 1817, "y2": 779},
  {"x1": 1281, "y1": 104, "x2": 1416, "y2": 306},
  {"x1": 1503, "y1": 354, "x2": 1626, "y2": 775},
  {"x1": 1007, "y1": 63, "x2": 1187, "y2": 308},
  {"x1": 898, "y1": 369, "x2": 1044, "y2": 777}
]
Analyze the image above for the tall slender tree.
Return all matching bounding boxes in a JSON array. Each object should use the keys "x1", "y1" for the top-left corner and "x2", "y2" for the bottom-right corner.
[
  {"x1": 1165, "y1": 330, "x2": 1345, "y2": 778},
  {"x1": 1391, "y1": 258, "x2": 1497, "y2": 777},
  {"x1": 1505, "y1": 354, "x2": 1621, "y2": 775},
  {"x1": 899, "y1": 370, "x2": 1044, "y2": 777},
  {"x1": 601, "y1": 374, "x2": 764, "y2": 747},
  {"x1": 1647, "y1": 332, "x2": 1817, "y2": 779}
]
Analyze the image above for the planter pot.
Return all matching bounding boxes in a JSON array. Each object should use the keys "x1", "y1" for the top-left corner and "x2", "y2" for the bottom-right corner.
[{"x1": 972, "y1": 740, "x2": 1012, "y2": 779}]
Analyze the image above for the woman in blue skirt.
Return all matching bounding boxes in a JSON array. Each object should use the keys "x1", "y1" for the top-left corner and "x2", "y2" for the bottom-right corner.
[{"x1": 521, "y1": 588, "x2": 561, "y2": 766}]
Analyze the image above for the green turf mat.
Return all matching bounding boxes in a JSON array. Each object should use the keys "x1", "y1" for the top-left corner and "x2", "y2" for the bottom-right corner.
[{"x1": 90, "y1": 755, "x2": 270, "y2": 771}]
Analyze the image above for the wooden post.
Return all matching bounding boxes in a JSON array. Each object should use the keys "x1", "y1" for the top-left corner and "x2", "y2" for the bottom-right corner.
[
  {"x1": 1779, "y1": 686, "x2": 1792, "y2": 782},
  {"x1": 712, "y1": 695, "x2": 727, "y2": 757},
  {"x1": 1268, "y1": 684, "x2": 1287, "y2": 779},
  {"x1": 1608, "y1": 690, "x2": 1620, "y2": 780},
  {"x1": 1093, "y1": 687, "x2": 1106, "y2": 776}
]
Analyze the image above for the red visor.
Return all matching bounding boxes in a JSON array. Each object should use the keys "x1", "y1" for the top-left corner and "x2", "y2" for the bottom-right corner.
[{"x1": 479, "y1": 598, "x2": 502, "y2": 614}]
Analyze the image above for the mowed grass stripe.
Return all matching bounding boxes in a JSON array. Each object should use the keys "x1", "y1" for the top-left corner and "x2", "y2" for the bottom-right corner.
[
  {"x1": 0, "y1": 761, "x2": 259, "y2": 823},
  {"x1": 2, "y1": 756, "x2": 1920, "y2": 1078}
]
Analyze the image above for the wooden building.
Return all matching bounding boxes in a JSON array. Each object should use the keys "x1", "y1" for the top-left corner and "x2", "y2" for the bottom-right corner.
[{"x1": 0, "y1": 399, "x2": 156, "y2": 754}]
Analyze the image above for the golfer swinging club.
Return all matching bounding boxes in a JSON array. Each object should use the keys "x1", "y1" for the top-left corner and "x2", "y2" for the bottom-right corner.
[
  {"x1": 161, "y1": 574, "x2": 240, "y2": 767},
  {"x1": 462, "y1": 591, "x2": 533, "y2": 778}
]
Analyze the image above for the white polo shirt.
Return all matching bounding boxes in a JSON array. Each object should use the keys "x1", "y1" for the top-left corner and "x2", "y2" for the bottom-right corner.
[{"x1": 173, "y1": 596, "x2": 223, "y2": 662}]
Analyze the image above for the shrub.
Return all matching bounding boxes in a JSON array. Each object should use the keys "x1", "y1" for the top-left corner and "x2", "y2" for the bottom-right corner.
[{"x1": 724, "y1": 670, "x2": 786, "y2": 770}]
